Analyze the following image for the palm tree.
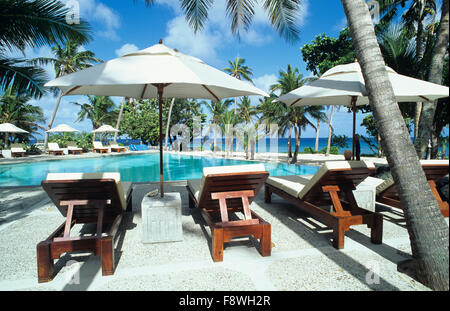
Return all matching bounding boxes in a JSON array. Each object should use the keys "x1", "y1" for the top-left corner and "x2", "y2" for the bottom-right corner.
[
  {"x1": 415, "y1": 0, "x2": 449, "y2": 158},
  {"x1": 0, "y1": 0, "x2": 91, "y2": 98},
  {"x1": 204, "y1": 100, "x2": 232, "y2": 153},
  {"x1": 270, "y1": 65, "x2": 315, "y2": 162},
  {"x1": 377, "y1": 0, "x2": 438, "y2": 142},
  {"x1": 237, "y1": 96, "x2": 258, "y2": 158},
  {"x1": 74, "y1": 95, "x2": 118, "y2": 143},
  {"x1": 0, "y1": 87, "x2": 45, "y2": 146},
  {"x1": 32, "y1": 39, "x2": 102, "y2": 149},
  {"x1": 218, "y1": 109, "x2": 239, "y2": 157},
  {"x1": 223, "y1": 57, "x2": 254, "y2": 115},
  {"x1": 342, "y1": 0, "x2": 448, "y2": 290}
]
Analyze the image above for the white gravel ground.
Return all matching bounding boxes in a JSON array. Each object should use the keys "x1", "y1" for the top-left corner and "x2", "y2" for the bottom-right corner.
[{"x1": 1, "y1": 180, "x2": 445, "y2": 291}]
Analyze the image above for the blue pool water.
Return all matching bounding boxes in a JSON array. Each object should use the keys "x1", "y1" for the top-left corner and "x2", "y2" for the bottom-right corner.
[{"x1": 0, "y1": 153, "x2": 319, "y2": 187}]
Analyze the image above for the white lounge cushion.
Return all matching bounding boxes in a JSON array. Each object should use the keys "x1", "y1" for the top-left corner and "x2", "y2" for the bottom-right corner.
[
  {"x1": 67, "y1": 142, "x2": 82, "y2": 150},
  {"x1": 46, "y1": 172, "x2": 130, "y2": 211},
  {"x1": 297, "y1": 161, "x2": 375, "y2": 199},
  {"x1": 11, "y1": 143, "x2": 25, "y2": 153},
  {"x1": 48, "y1": 142, "x2": 63, "y2": 151},
  {"x1": 187, "y1": 179, "x2": 202, "y2": 201},
  {"x1": 93, "y1": 141, "x2": 105, "y2": 149},
  {"x1": 420, "y1": 160, "x2": 449, "y2": 166},
  {"x1": 197, "y1": 164, "x2": 266, "y2": 200},
  {"x1": 266, "y1": 161, "x2": 375, "y2": 199},
  {"x1": 266, "y1": 175, "x2": 312, "y2": 198}
]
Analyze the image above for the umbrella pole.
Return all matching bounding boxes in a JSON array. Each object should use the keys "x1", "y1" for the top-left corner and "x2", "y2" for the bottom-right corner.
[
  {"x1": 351, "y1": 97, "x2": 357, "y2": 161},
  {"x1": 157, "y1": 85, "x2": 165, "y2": 198}
]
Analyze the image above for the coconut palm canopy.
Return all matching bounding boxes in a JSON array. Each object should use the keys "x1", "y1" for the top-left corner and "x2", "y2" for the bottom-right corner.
[
  {"x1": 46, "y1": 123, "x2": 79, "y2": 133},
  {"x1": 92, "y1": 124, "x2": 119, "y2": 133},
  {"x1": 0, "y1": 122, "x2": 29, "y2": 133},
  {"x1": 45, "y1": 42, "x2": 269, "y2": 100},
  {"x1": 276, "y1": 62, "x2": 449, "y2": 106}
]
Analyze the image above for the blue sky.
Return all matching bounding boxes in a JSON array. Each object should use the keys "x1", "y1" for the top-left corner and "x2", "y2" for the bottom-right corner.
[{"x1": 22, "y1": 0, "x2": 375, "y2": 139}]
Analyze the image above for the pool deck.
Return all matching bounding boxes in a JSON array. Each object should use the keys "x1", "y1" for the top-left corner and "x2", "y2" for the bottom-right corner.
[{"x1": 0, "y1": 180, "x2": 444, "y2": 291}]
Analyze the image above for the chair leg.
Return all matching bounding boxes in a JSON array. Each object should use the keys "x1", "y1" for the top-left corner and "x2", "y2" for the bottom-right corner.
[
  {"x1": 264, "y1": 185, "x2": 271, "y2": 203},
  {"x1": 100, "y1": 237, "x2": 114, "y2": 276},
  {"x1": 370, "y1": 214, "x2": 383, "y2": 244},
  {"x1": 259, "y1": 223, "x2": 272, "y2": 257},
  {"x1": 37, "y1": 241, "x2": 54, "y2": 283},
  {"x1": 212, "y1": 227, "x2": 224, "y2": 262},
  {"x1": 332, "y1": 220, "x2": 345, "y2": 249}
]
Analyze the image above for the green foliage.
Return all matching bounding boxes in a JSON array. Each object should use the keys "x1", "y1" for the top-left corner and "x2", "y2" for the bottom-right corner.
[
  {"x1": 74, "y1": 95, "x2": 118, "y2": 129},
  {"x1": 301, "y1": 28, "x2": 355, "y2": 76},
  {"x1": 0, "y1": 87, "x2": 45, "y2": 143},
  {"x1": 331, "y1": 134, "x2": 349, "y2": 148},
  {"x1": 0, "y1": 0, "x2": 91, "y2": 98},
  {"x1": 120, "y1": 99, "x2": 161, "y2": 146},
  {"x1": 74, "y1": 132, "x2": 93, "y2": 151}
]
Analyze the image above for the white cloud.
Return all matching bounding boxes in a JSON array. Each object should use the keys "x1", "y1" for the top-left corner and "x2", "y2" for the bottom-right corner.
[
  {"x1": 163, "y1": 16, "x2": 222, "y2": 63},
  {"x1": 161, "y1": 0, "x2": 310, "y2": 63},
  {"x1": 62, "y1": 0, "x2": 121, "y2": 40},
  {"x1": 253, "y1": 74, "x2": 278, "y2": 93},
  {"x1": 115, "y1": 43, "x2": 139, "y2": 57}
]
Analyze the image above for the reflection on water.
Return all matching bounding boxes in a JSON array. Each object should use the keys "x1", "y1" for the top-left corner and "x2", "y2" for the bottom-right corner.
[{"x1": 0, "y1": 153, "x2": 319, "y2": 187}]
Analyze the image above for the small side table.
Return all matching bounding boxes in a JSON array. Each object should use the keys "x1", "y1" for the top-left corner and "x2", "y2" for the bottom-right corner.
[
  {"x1": 141, "y1": 192, "x2": 183, "y2": 243},
  {"x1": 353, "y1": 176, "x2": 384, "y2": 212}
]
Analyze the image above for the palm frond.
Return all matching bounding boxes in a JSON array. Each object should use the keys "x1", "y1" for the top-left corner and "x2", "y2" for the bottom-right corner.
[
  {"x1": 0, "y1": 54, "x2": 47, "y2": 98},
  {"x1": 226, "y1": 0, "x2": 256, "y2": 37},
  {"x1": 263, "y1": 0, "x2": 301, "y2": 42},
  {"x1": 180, "y1": 0, "x2": 214, "y2": 33},
  {"x1": 0, "y1": 0, "x2": 91, "y2": 51}
]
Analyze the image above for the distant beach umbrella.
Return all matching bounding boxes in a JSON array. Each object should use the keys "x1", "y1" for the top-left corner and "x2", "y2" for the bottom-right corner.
[
  {"x1": 276, "y1": 61, "x2": 449, "y2": 159},
  {"x1": 92, "y1": 124, "x2": 119, "y2": 133},
  {"x1": 45, "y1": 41, "x2": 268, "y2": 197},
  {"x1": 46, "y1": 124, "x2": 79, "y2": 133}
]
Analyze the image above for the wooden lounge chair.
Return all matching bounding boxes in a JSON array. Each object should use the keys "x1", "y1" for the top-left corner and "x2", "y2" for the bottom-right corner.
[
  {"x1": 264, "y1": 161, "x2": 383, "y2": 249},
  {"x1": 48, "y1": 142, "x2": 64, "y2": 155},
  {"x1": 93, "y1": 141, "x2": 109, "y2": 154},
  {"x1": 375, "y1": 160, "x2": 449, "y2": 217},
  {"x1": 11, "y1": 143, "x2": 26, "y2": 157},
  {"x1": 187, "y1": 164, "x2": 271, "y2": 262},
  {"x1": 109, "y1": 143, "x2": 126, "y2": 153},
  {"x1": 37, "y1": 172, "x2": 133, "y2": 283},
  {"x1": 67, "y1": 142, "x2": 83, "y2": 155}
]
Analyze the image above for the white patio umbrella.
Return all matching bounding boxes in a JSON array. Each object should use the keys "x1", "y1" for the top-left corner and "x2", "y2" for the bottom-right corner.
[
  {"x1": 45, "y1": 41, "x2": 269, "y2": 196},
  {"x1": 46, "y1": 123, "x2": 79, "y2": 133},
  {"x1": 0, "y1": 123, "x2": 29, "y2": 147},
  {"x1": 276, "y1": 62, "x2": 449, "y2": 158}
]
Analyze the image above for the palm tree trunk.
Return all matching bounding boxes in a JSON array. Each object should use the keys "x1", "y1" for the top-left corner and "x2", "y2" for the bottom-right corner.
[
  {"x1": 415, "y1": 0, "x2": 449, "y2": 158},
  {"x1": 414, "y1": 102, "x2": 422, "y2": 142},
  {"x1": 43, "y1": 90, "x2": 63, "y2": 150},
  {"x1": 326, "y1": 106, "x2": 335, "y2": 156},
  {"x1": 342, "y1": 0, "x2": 449, "y2": 291},
  {"x1": 315, "y1": 119, "x2": 320, "y2": 151},
  {"x1": 165, "y1": 98, "x2": 175, "y2": 150},
  {"x1": 114, "y1": 97, "x2": 127, "y2": 142},
  {"x1": 213, "y1": 125, "x2": 217, "y2": 154},
  {"x1": 287, "y1": 127, "x2": 292, "y2": 158},
  {"x1": 377, "y1": 134, "x2": 382, "y2": 157},
  {"x1": 291, "y1": 125, "x2": 300, "y2": 164}
]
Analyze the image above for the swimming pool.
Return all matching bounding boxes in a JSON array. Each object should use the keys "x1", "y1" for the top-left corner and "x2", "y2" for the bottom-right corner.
[{"x1": 0, "y1": 153, "x2": 319, "y2": 187}]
